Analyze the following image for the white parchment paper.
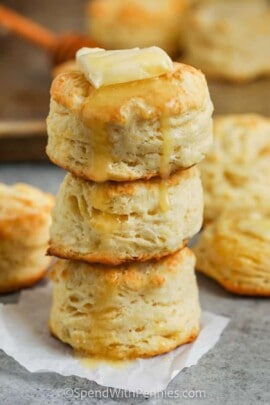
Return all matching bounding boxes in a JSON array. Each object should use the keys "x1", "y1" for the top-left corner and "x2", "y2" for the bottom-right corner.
[{"x1": 0, "y1": 284, "x2": 229, "y2": 393}]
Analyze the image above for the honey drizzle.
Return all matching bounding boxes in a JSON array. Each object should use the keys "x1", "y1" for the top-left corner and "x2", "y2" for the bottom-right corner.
[
  {"x1": 90, "y1": 121, "x2": 111, "y2": 182},
  {"x1": 76, "y1": 352, "x2": 132, "y2": 370}
]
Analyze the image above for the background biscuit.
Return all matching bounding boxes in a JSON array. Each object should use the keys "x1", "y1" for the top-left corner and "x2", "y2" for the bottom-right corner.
[
  {"x1": 0, "y1": 183, "x2": 54, "y2": 293},
  {"x1": 87, "y1": 0, "x2": 187, "y2": 56},
  {"x1": 182, "y1": 0, "x2": 270, "y2": 82},
  {"x1": 194, "y1": 210, "x2": 270, "y2": 296},
  {"x1": 200, "y1": 114, "x2": 270, "y2": 223}
]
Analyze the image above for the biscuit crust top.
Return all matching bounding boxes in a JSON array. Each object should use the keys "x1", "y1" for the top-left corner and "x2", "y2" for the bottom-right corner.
[{"x1": 50, "y1": 62, "x2": 209, "y2": 125}]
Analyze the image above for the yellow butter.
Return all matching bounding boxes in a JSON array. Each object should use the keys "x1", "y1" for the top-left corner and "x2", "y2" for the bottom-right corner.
[{"x1": 76, "y1": 47, "x2": 173, "y2": 88}]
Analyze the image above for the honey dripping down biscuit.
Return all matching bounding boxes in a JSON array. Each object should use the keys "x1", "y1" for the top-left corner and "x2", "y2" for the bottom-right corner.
[
  {"x1": 47, "y1": 47, "x2": 213, "y2": 182},
  {"x1": 49, "y1": 168, "x2": 203, "y2": 265},
  {"x1": 75, "y1": 47, "x2": 173, "y2": 183}
]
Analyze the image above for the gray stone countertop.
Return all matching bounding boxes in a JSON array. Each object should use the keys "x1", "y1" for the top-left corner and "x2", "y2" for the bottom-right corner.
[{"x1": 0, "y1": 163, "x2": 269, "y2": 405}]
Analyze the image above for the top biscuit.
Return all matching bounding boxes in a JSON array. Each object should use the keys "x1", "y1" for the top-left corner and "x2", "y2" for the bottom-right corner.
[{"x1": 47, "y1": 62, "x2": 213, "y2": 182}]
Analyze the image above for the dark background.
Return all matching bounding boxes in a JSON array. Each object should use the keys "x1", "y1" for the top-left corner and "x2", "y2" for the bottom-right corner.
[
  {"x1": 0, "y1": 0, "x2": 270, "y2": 123},
  {"x1": 0, "y1": 0, "x2": 86, "y2": 121}
]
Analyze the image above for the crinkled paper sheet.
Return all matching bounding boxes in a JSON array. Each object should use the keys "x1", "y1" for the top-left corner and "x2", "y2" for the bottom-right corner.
[{"x1": 0, "y1": 284, "x2": 229, "y2": 393}]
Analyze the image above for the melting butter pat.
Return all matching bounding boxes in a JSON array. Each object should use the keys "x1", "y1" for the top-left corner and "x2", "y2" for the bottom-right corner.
[{"x1": 76, "y1": 47, "x2": 173, "y2": 88}]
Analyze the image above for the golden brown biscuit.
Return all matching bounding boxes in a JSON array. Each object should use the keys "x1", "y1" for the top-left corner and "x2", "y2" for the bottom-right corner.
[
  {"x1": 48, "y1": 167, "x2": 203, "y2": 265},
  {"x1": 194, "y1": 210, "x2": 270, "y2": 296},
  {"x1": 46, "y1": 63, "x2": 213, "y2": 182},
  {"x1": 49, "y1": 248, "x2": 200, "y2": 359},
  {"x1": 0, "y1": 183, "x2": 54, "y2": 293},
  {"x1": 182, "y1": 0, "x2": 270, "y2": 82},
  {"x1": 87, "y1": 0, "x2": 187, "y2": 56},
  {"x1": 200, "y1": 114, "x2": 270, "y2": 223}
]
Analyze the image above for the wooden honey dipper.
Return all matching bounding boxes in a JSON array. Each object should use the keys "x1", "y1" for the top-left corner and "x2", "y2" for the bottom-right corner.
[{"x1": 0, "y1": 4, "x2": 98, "y2": 65}]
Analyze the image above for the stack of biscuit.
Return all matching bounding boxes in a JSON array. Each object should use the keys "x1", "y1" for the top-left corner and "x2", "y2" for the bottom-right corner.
[{"x1": 46, "y1": 47, "x2": 213, "y2": 359}]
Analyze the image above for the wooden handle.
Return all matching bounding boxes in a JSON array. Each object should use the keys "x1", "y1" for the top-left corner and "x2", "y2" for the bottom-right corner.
[
  {"x1": 0, "y1": 120, "x2": 47, "y2": 138},
  {"x1": 0, "y1": 5, "x2": 57, "y2": 51}
]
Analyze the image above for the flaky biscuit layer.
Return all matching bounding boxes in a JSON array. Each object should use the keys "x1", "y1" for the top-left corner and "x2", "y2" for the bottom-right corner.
[
  {"x1": 48, "y1": 167, "x2": 203, "y2": 265},
  {"x1": 47, "y1": 63, "x2": 213, "y2": 182},
  {"x1": 49, "y1": 248, "x2": 200, "y2": 359},
  {"x1": 0, "y1": 183, "x2": 54, "y2": 292},
  {"x1": 200, "y1": 114, "x2": 270, "y2": 223},
  {"x1": 194, "y1": 210, "x2": 270, "y2": 296}
]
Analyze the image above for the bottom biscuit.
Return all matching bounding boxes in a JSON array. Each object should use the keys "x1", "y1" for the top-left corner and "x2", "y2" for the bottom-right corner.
[{"x1": 49, "y1": 248, "x2": 200, "y2": 359}]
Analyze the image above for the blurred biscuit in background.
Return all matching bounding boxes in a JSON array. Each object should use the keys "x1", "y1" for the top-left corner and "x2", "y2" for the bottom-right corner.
[
  {"x1": 49, "y1": 248, "x2": 200, "y2": 359},
  {"x1": 47, "y1": 63, "x2": 213, "y2": 182},
  {"x1": 200, "y1": 114, "x2": 270, "y2": 223},
  {"x1": 87, "y1": 0, "x2": 188, "y2": 55},
  {"x1": 48, "y1": 167, "x2": 203, "y2": 265},
  {"x1": 52, "y1": 60, "x2": 78, "y2": 78},
  {"x1": 194, "y1": 210, "x2": 270, "y2": 296},
  {"x1": 0, "y1": 183, "x2": 54, "y2": 293},
  {"x1": 182, "y1": 0, "x2": 270, "y2": 82}
]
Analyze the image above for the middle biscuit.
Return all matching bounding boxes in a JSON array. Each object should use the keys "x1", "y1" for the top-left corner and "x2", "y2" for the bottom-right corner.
[{"x1": 48, "y1": 166, "x2": 203, "y2": 265}]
